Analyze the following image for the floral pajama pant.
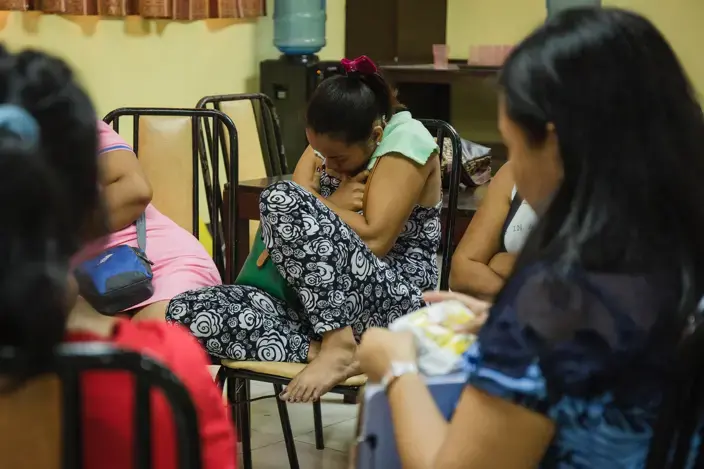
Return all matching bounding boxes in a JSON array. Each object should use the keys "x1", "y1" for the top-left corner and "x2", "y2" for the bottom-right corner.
[{"x1": 166, "y1": 181, "x2": 424, "y2": 362}]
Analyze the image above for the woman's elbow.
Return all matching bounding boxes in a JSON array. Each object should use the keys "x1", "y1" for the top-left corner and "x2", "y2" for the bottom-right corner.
[
  {"x1": 448, "y1": 259, "x2": 465, "y2": 292},
  {"x1": 366, "y1": 237, "x2": 394, "y2": 259},
  {"x1": 449, "y1": 256, "x2": 479, "y2": 294}
]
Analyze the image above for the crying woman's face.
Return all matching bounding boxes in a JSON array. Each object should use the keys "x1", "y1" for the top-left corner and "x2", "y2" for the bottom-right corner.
[{"x1": 306, "y1": 128, "x2": 380, "y2": 177}]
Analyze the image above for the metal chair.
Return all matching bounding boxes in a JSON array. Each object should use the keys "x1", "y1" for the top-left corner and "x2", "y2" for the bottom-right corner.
[
  {"x1": 103, "y1": 107, "x2": 239, "y2": 283},
  {"x1": 219, "y1": 362, "x2": 365, "y2": 469},
  {"x1": 418, "y1": 119, "x2": 463, "y2": 291},
  {"x1": 0, "y1": 343, "x2": 203, "y2": 469},
  {"x1": 196, "y1": 94, "x2": 350, "y2": 468},
  {"x1": 197, "y1": 93, "x2": 288, "y2": 178},
  {"x1": 197, "y1": 94, "x2": 287, "y2": 266}
]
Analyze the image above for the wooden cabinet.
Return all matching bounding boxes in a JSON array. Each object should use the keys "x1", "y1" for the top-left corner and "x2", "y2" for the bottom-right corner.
[{"x1": 345, "y1": 0, "x2": 448, "y2": 64}]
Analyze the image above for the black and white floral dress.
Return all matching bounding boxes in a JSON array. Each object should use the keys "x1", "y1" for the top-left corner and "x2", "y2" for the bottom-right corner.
[{"x1": 166, "y1": 172, "x2": 440, "y2": 362}]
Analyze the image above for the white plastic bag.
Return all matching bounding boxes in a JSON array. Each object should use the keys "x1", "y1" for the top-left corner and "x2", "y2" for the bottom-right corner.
[{"x1": 389, "y1": 300, "x2": 478, "y2": 376}]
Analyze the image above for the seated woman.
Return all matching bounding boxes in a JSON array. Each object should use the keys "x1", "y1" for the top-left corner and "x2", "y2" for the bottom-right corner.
[
  {"x1": 167, "y1": 56, "x2": 442, "y2": 403},
  {"x1": 0, "y1": 46, "x2": 236, "y2": 469},
  {"x1": 71, "y1": 120, "x2": 222, "y2": 321},
  {"x1": 449, "y1": 160, "x2": 537, "y2": 300},
  {"x1": 358, "y1": 7, "x2": 704, "y2": 468}
]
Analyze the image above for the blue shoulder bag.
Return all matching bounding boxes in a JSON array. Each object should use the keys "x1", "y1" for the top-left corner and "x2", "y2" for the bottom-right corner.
[{"x1": 74, "y1": 213, "x2": 155, "y2": 315}]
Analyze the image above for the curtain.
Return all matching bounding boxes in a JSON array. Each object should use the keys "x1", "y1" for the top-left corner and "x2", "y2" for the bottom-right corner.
[{"x1": 0, "y1": 0, "x2": 265, "y2": 19}]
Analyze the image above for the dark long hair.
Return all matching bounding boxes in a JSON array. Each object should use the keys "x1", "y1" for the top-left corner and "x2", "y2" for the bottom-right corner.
[
  {"x1": 306, "y1": 64, "x2": 405, "y2": 144},
  {"x1": 497, "y1": 8, "x2": 704, "y2": 466},
  {"x1": 0, "y1": 44, "x2": 101, "y2": 383},
  {"x1": 501, "y1": 7, "x2": 704, "y2": 301}
]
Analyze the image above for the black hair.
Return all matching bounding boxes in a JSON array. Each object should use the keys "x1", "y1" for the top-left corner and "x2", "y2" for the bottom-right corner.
[
  {"x1": 306, "y1": 68, "x2": 405, "y2": 145},
  {"x1": 0, "y1": 44, "x2": 101, "y2": 384},
  {"x1": 500, "y1": 7, "x2": 704, "y2": 291},
  {"x1": 497, "y1": 8, "x2": 704, "y2": 466}
]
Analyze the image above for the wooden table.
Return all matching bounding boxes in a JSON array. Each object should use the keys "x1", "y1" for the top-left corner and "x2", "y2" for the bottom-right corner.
[{"x1": 232, "y1": 176, "x2": 487, "y2": 273}]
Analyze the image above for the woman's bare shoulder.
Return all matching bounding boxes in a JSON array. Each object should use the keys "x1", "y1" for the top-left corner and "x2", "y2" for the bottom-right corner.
[{"x1": 491, "y1": 160, "x2": 515, "y2": 194}]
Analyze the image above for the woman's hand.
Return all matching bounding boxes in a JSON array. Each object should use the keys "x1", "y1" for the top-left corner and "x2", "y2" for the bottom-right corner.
[
  {"x1": 358, "y1": 328, "x2": 416, "y2": 382},
  {"x1": 327, "y1": 170, "x2": 369, "y2": 212},
  {"x1": 311, "y1": 164, "x2": 322, "y2": 194},
  {"x1": 423, "y1": 291, "x2": 492, "y2": 335}
]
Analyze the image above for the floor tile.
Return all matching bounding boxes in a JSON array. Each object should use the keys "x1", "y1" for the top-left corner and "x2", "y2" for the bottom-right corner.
[
  {"x1": 249, "y1": 380, "x2": 276, "y2": 399},
  {"x1": 295, "y1": 418, "x2": 357, "y2": 452},
  {"x1": 242, "y1": 440, "x2": 349, "y2": 469},
  {"x1": 239, "y1": 429, "x2": 283, "y2": 451},
  {"x1": 250, "y1": 395, "x2": 358, "y2": 437}
]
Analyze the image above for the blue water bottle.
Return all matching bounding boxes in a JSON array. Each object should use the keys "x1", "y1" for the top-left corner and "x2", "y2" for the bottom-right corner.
[{"x1": 274, "y1": 0, "x2": 326, "y2": 56}]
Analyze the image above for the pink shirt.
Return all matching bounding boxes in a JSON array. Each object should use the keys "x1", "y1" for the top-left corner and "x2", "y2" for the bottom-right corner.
[{"x1": 72, "y1": 122, "x2": 221, "y2": 308}]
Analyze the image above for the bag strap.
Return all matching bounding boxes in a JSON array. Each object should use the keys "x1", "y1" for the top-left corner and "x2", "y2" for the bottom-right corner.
[
  {"x1": 362, "y1": 158, "x2": 383, "y2": 214},
  {"x1": 135, "y1": 212, "x2": 147, "y2": 252}
]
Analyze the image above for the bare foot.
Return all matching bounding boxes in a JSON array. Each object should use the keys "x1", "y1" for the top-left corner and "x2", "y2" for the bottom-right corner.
[
  {"x1": 307, "y1": 340, "x2": 321, "y2": 363},
  {"x1": 280, "y1": 349, "x2": 355, "y2": 403},
  {"x1": 280, "y1": 327, "x2": 357, "y2": 403},
  {"x1": 344, "y1": 358, "x2": 361, "y2": 381}
]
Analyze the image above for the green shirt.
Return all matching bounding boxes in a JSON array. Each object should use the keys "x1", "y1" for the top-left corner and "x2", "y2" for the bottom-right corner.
[{"x1": 367, "y1": 111, "x2": 439, "y2": 169}]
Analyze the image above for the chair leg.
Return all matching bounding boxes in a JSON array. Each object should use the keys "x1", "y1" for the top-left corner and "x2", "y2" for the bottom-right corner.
[
  {"x1": 245, "y1": 380, "x2": 252, "y2": 434},
  {"x1": 227, "y1": 377, "x2": 243, "y2": 442},
  {"x1": 237, "y1": 379, "x2": 253, "y2": 469},
  {"x1": 313, "y1": 399, "x2": 325, "y2": 450},
  {"x1": 273, "y1": 384, "x2": 300, "y2": 469},
  {"x1": 214, "y1": 365, "x2": 226, "y2": 387}
]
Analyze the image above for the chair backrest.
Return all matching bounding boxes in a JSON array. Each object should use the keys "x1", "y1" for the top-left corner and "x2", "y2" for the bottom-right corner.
[
  {"x1": 197, "y1": 93, "x2": 287, "y2": 178},
  {"x1": 102, "y1": 108, "x2": 238, "y2": 283},
  {"x1": 646, "y1": 317, "x2": 704, "y2": 468},
  {"x1": 0, "y1": 343, "x2": 202, "y2": 469},
  {"x1": 418, "y1": 119, "x2": 462, "y2": 291},
  {"x1": 197, "y1": 93, "x2": 287, "y2": 248}
]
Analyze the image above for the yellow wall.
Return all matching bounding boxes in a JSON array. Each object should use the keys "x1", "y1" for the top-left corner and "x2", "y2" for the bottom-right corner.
[
  {"x1": 3, "y1": 1, "x2": 701, "y2": 151},
  {"x1": 446, "y1": 0, "x2": 704, "y2": 141},
  {"x1": 0, "y1": 0, "x2": 345, "y2": 181},
  {"x1": 0, "y1": 14, "x2": 260, "y2": 118},
  {"x1": 0, "y1": 3, "x2": 344, "y2": 229}
]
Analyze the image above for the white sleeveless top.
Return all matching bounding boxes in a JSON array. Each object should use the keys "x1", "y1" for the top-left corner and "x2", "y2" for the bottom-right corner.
[{"x1": 503, "y1": 186, "x2": 538, "y2": 254}]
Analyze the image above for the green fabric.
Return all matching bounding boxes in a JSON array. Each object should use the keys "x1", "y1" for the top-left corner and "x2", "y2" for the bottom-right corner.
[
  {"x1": 367, "y1": 111, "x2": 439, "y2": 169},
  {"x1": 235, "y1": 227, "x2": 301, "y2": 308}
]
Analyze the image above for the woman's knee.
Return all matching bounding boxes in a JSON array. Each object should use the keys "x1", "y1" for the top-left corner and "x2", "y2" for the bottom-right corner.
[
  {"x1": 260, "y1": 181, "x2": 310, "y2": 218},
  {"x1": 260, "y1": 181, "x2": 318, "y2": 246},
  {"x1": 164, "y1": 291, "x2": 196, "y2": 323}
]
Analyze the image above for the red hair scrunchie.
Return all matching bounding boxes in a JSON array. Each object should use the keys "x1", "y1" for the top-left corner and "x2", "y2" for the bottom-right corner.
[{"x1": 341, "y1": 55, "x2": 378, "y2": 76}]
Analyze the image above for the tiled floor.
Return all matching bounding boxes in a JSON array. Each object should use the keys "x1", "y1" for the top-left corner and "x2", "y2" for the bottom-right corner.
[{"x1": 237, "y1": 381, "x2": 357, "y2": 469}]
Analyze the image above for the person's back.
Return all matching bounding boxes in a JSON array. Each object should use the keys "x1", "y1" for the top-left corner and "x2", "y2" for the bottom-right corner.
[
  {"x1": 66, "y1": 305, "x2": 235, "y2": 469},
  {"x1": 0, "y1": 45, "x2": 236, "y2": 469}
]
